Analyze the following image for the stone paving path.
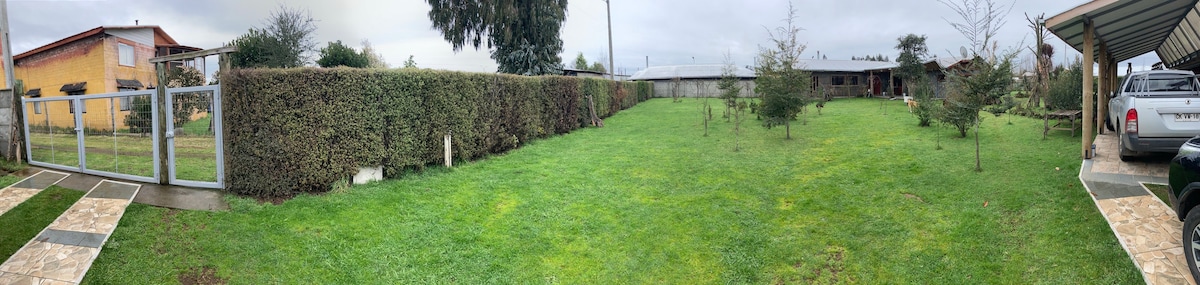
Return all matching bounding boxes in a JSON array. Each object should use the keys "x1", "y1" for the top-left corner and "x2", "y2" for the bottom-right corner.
[
  {"x1": 0, "y1": 180, "x2": 140, "y2": 284},
  {"x1": 1083, "y1": 133, "x2": 1195, "y2": 285},
  {"x1": 0, "y1": 171, "x2": 69, "y2": 216}
]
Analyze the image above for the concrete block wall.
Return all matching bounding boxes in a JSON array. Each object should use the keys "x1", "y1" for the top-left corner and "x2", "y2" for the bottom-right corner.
[{"x1": 651, "y1": 79, "x2": 757, "y2": 98}]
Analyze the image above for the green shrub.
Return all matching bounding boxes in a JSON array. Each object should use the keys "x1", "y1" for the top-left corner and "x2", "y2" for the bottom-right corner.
[
  {"x1": 1047, "y1": 61, "x2": 1083, "y2": 111},
  {"x1": 223, "y1": 68, "x2": 643, "y2": 197}
]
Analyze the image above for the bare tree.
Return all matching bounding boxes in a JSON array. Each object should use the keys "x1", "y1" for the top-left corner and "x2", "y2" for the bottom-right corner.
[
  {"x1": 1025, "y1": 13, "x2": 1053, "y2": 108},
  {"x1": 939, "y1": 0, "x2": 1014, "y2": 57},
  {"x1": 361, "y1": 39, "x2": 389, "y2": 68}
]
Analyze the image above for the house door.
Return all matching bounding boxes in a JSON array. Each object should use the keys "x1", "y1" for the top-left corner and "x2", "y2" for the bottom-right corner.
[{"x1": 871, "y1": 76, "x2": 883, "y2": 96}]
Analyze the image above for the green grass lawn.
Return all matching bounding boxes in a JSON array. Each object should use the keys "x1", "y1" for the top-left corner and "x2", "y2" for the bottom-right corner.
[
  {"x1": 83, "y1": 98, "x2": 1138, "y2": 284},
  {"x1": 26, "y1": 132, "x2": 218, "y2": 182},
  {"x1": 1144, "y1": 183, "x2": 1172, "y2": 210},
  {"x1": 0, "y1": 186, "x2": 83, "y2": 259}
]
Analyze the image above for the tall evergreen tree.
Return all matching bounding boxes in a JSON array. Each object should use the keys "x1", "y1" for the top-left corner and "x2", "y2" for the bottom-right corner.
[
  {"x1": 755, "y1": 3, "x2": 812, "y2": 139},
  {"x1": 426, "y1": 0, "x2": 568, "y2": 75},
  {"x1": 895, "y1": 34, "x2": 929, "y2": 95},
  {"x1": 573, "y1": 52, "x2": 588, "y2": 70}
]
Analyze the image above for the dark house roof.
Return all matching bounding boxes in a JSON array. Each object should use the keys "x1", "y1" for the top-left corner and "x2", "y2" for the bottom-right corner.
[
  {"x1": 60, "y1": 82, "x2": 86, "y2": 93},
  {"x1": 116, "y1": 79, "x2": 143, "y2": 89},
  {"x1": 562, "y1": 67, "x2": 606, "y2": 77}
]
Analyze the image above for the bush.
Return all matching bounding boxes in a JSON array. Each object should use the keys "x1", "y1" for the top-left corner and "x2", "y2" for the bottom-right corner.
[
  {"x1": 223, "y1": 68, "x2": 651, "y2": 197},
  {"x1": 1046, "y1": 61, "x2": 1083, "y2": 111},
  {"x1": 911, "y1": 76, "x2": 939, "y2": 127}
]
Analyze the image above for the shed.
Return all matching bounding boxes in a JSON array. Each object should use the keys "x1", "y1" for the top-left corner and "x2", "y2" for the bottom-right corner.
[{"x1": 629, "y1": 65, "x2": 757, "y2": 98}]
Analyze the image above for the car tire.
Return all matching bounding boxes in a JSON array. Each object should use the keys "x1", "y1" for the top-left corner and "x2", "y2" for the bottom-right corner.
[
  {"x1": 1119, "y1": 132, "x2": 1136, "y2": 162},
  {"x1": 1105, "y1": 116, "x2": 1115, "y2": 132},
  {"x1": 1184, "y1": 205, "x2": 1200, "y2": 279}
]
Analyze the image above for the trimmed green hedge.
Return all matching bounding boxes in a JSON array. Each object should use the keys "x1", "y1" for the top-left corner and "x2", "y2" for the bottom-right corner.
[{"x1": 223, "y1": 68, "x2": 652, "y2": 197}]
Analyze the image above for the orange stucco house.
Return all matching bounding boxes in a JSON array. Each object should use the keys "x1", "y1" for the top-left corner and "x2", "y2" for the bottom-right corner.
[{"x1": 3, "y1": 26, "x2": 200, "y2": 130}]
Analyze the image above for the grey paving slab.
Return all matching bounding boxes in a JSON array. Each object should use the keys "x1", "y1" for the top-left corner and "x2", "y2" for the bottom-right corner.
[
  {"x1": 84, "y1": 182, "x2": 138, "y2": 200},
  {"x1": 15, "y1": 167, "x2": 229, "y2": 211},
  {"x1": 12, "y1": 171, "x2": 68, "y2": 189},
  {"x1": 35, "y1": 229, "x2": 106, "y2": 248},
  {"x1": 1088, "y1": 180, "x2": 1151, "y2": 200}
]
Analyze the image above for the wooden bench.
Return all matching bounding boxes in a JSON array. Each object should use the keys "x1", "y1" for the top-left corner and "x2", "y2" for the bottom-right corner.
[{"x1": 1044, "y1": 110, "x2": 1083, "y2": 138}]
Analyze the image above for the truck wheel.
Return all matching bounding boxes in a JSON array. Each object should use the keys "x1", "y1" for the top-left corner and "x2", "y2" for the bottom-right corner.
[
  {"x1": 1119, "y1": 133, "x2": 1136, "y2": 161},
  {"x1": 1183, "y1": 205, "x2": 1200, "y2": 280}
]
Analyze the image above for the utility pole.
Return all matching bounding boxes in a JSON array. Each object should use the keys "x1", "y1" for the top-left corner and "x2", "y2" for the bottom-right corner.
[
  {"x1": 0, "y1": 0, "x2": 15, "y2": 161},
  {"x1": 0, "y1": 0, "x2": 14, "y2": 89},
  {"x1": 604, "y1": 0, "x2": 614, "y2": 80}
]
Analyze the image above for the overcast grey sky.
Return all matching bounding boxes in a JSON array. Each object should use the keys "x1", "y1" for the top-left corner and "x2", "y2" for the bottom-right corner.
[{"x1": 4, "y1": 0, "x2": 1160, "y2": 76}]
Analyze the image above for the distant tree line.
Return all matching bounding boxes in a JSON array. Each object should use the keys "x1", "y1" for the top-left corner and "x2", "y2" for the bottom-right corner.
[{"x1": 851, "y1": 54, "x2": 890, "y2": 62}]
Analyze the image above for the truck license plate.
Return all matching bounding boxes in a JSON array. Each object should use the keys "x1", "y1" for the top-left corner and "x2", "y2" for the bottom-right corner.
[{"x1": 1177, "y1": 113, "x2": 1200, "y2": 122}]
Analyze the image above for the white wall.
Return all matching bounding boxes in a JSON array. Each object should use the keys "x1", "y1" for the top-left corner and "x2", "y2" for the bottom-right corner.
[{"x1": 106, "y1": 28, "x2": 154, "y2": 47}]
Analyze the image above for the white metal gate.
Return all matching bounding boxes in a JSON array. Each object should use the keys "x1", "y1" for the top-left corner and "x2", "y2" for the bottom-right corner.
[
  {"x1": 165, "y1": 85, "x2": 224, "y2": 188},
  {"x1": 21, "y1": 85, "x2": 224, "y2": 188}
]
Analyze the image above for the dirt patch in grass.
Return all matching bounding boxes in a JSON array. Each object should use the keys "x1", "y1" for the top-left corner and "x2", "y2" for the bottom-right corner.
[
  {"x1": 800, "y1": 245, "x2": 848, "y2": 284},
  {"x1": 902, "y1": 192, "x2": 926, "y2": 203},
  {"x1": 178, "y1": 266, "x2": 226, "y2": 285}
]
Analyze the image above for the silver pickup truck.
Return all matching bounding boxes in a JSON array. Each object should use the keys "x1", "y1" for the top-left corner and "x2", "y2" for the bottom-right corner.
[{"x1": 1108, "y1": 70, "x2": 1200, "y2": 161}]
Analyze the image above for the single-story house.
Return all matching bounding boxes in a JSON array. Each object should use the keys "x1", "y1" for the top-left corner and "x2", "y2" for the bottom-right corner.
[
  {"x1": 798, "y1": 59, "x2": 900, "y2": 97},
  {"x1": 629, "y1": 65, "x2": 756, "y2": 98},
  {"x1": 923, "y1": 57, "x2": 972, "y2": 98}
]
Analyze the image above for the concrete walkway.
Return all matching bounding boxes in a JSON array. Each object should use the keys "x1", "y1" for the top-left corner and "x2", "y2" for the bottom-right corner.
[
  {"x1": 1081, "y1": 133, "x2": 1195, "y2": 285},
  {"x1": 11, "y1": 167, "x2": 228, "y2": 211},
  {"x1": 0, "y1": 180, "x2": 139, "y2": 284}
]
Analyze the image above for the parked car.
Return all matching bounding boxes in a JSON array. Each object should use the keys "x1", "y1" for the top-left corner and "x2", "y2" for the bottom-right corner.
[
  {"x1": 1108, "y1": 70, "x2": 1200, "y2": 161},
  {"x1": 1170, "y1": 136, "x2": 1200, "y2": 279}
]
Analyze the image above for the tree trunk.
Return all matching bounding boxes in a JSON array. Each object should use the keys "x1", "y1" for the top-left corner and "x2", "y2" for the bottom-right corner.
[
  {"x1": 785, "y1": 120, "x2": 791, "y2": 139},
  {"x1": 974, "y1": 118, "x2": 982, "y2": 172}
]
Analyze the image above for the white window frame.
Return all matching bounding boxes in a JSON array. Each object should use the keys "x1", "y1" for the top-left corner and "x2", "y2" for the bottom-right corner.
[
  {"x1": 117, "y1": 88, "x2": 135, "y2": 111},
  {"x1": 118, "y1": 43, "x2": 134, "y2": 66}
]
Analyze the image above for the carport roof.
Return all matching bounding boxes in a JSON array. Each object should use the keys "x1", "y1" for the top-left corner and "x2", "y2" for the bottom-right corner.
[{"x1": 1047, "y1": 0, "x2": 1200, "y2": 66}]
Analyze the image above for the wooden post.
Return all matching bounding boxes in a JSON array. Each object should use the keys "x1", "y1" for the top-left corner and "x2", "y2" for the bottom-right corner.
[
  {"x1": 156, "y1": 62, "x2": 169, "y2": 184},
  {"x1": 443, "y1": 132, "x2": 452, "y2": 167},
  {"x1": 1082, "y1": 20, "x2": 1095, "y2": 159},
  {"x1": 1096, "y1": 42, "x2": 1108, "y2": 135},
  {"x1": 888, "y1": 72, "x2": 894, "y2": 97},
  {"x1": 869, "y1": 71, "x2": 874, "y2": 97}
]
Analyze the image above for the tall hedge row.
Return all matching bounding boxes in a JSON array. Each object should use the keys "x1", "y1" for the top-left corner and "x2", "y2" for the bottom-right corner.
[{"x1": 223, "y1": 68, "x2": 652, "y2": 197}]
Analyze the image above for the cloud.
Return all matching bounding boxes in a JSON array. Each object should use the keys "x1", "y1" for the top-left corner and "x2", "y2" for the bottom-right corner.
[{"x1": 1, "y1": 0, "x2": 1165, "y2": 75}]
